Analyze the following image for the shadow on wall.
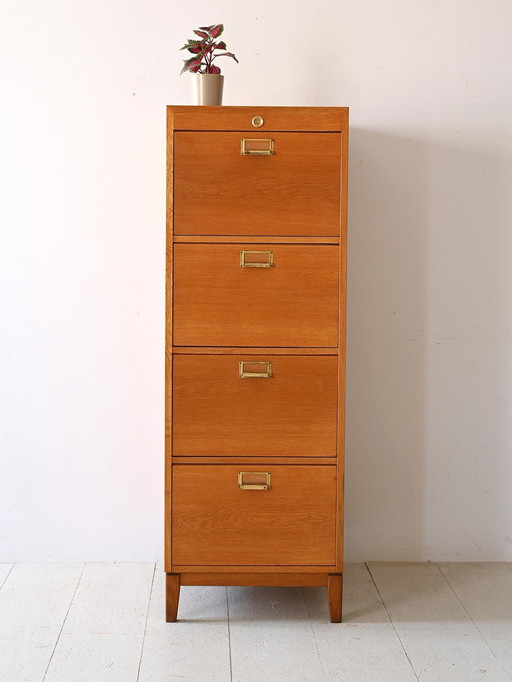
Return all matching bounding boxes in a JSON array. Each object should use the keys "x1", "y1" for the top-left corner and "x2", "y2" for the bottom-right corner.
[
  {"x1": 421, "y1": 136, "x2": 512, "y2": 561},
  {"x1": 344, "y1": 128, "x2": 512, "y2": 561},
  {"x1": 344, "y1": 128, "x2": 428, "y2": 561}
]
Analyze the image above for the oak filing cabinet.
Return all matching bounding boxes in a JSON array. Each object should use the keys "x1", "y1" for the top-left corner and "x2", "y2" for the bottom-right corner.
[{"x1": 165, "y1": 106, "x2": 348, "y2": 622}]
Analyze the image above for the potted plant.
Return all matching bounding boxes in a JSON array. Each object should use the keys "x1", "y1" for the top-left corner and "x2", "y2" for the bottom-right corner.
[{"x1": 180, "y1": 24, "x2": 238, "y2": 105}]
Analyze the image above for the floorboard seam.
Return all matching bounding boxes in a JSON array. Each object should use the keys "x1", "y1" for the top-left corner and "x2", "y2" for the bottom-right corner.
[
  {"x1": 226, "y1": 587, "x2": 233, "y2": 682},
  {"x1": 42, "y1": 562, "x2": 86, "y2": 682},
  {"x1": 435, "y1": 562, "x2": 511, "y2": 679},
  {"x1": 365, "y1": 563, "x2": 420, "y2": 682},
  {"x1": 302, "y1": 586, "x2": 326, "y2": 681},
  {"x1": 0, "y1": 564, "x2": 14, "y2": 591},
  {"x1": 136, "y1": 562, "x2": 156, "y2": 682}
]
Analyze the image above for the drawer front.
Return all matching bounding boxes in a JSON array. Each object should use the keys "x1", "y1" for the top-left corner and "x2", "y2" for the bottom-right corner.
[
  {"x1": 172, "y1": 465, "x2": 337, "y2": 566},
  {"x1": 173, "y1": 244, "x2": 339, "y2": 347},
  {"x1": 173, "y1": 355, "x2": 337, "y2": 457},
  {"x1": 173, "y1": 132, "x2": 341, "y2": 236}
]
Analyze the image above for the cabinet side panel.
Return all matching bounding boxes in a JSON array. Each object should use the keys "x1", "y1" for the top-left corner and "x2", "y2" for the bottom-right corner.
[
  {"x1": 336, "y1": 109, "x2": 349, "y2": 571},
  {"x1": 165, "y1": 107, "x2": 174, "y2": 572}
]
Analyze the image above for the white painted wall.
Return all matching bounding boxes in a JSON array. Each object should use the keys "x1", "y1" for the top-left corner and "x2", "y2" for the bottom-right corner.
[{"x1": 1, "y1": 0, "x2": 511, "y2": 562}]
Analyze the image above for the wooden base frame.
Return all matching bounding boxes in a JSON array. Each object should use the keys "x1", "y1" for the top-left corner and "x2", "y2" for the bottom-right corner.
[{"x1": 165, "y1": 572, "x2": 343, "y2": 623}]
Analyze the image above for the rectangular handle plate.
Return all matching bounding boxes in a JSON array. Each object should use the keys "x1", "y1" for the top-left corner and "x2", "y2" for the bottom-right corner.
[
  {"x1": 238, "y1": 471, "x2": 271, "y2": 490},
  {"x1": 241, "y1": 138, "x2": 275, "y2": 155},
  {"x1": 239, "y1": 361, "x2": 272, "y2": 378},
  {"x1": 240, "y1": 250, "x2": 274, "y2": 268}
]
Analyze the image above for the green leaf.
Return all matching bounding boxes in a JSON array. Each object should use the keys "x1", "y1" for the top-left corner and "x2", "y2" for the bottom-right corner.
[
  {"x1": 213, "y1": 51, "x2": 239, "y2": 63},
  {"x1": 179, "y1": 39, "x2": 204, "y2": 51}
]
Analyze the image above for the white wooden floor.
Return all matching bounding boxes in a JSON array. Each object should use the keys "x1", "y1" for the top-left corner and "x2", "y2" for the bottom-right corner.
[{"x1": 1, "y1": 563, "x2": 511, "y2": 682}]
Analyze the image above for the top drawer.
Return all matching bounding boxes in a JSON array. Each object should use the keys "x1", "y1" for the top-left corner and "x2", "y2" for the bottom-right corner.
[{"x1": 173, "y1": 132, "x2": 341, "y2": 237}]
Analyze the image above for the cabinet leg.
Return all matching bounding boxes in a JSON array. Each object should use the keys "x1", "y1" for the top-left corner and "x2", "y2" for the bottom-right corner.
[
  {"x1": 327, "y1": 573, "x2": 343, "y2": 623},
  {"x1": 166, "y1": 573, "x2": 180, "y2": 622}
]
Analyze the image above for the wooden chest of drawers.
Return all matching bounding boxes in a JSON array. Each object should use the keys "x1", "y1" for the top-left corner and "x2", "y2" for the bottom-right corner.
[{"x1": 165, "y1": 106, "x2": 348, "y2": 623}]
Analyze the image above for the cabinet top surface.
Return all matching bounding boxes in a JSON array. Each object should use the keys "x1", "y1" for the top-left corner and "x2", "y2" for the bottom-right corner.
[{"x1": 167, "y1": 106, "x2": 349, "y2": 132}]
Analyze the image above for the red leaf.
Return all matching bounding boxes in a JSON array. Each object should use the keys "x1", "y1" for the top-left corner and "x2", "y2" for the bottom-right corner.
[
  {"x1": 180, "y1": 56, "x2": 203, "y2": 75},
  {"x1": 209, "y1": 24, "x2": 224, "y2": 39},
  {"x1": 208, "y1": 65, "x2": 221, "y2": 74},
  {"x1": 199, "y1": 25, "x2": 215, "y2": 31},
  {"x1": 193, "y1": 29, "x2": 209, "y2": 39},
  {"x1": 190, "y1": 64, "x2": 201, "y2": 73},
  {"x1": 187, "y1": 45, "x2": 202, "y2": 53},
  {"x1": 215, "y1": 41, "x2": 226, "y2": 50}
]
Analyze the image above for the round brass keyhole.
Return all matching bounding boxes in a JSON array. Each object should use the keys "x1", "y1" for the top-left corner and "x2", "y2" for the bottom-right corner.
[{"x1": 252, "y1": 115, "x2": 264, "y2": 128}]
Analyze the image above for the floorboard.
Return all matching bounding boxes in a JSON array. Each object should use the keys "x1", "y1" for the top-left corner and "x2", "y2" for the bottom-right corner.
[
  {"x1": 138, "y1": 569, "x2": 231, "y2": 682},
  {"x1": 439, "y1": 562, "x2": 512, "y2": 679},
  {"x1": 44, "y1": 562, "x2": 154, "y2": 682},
  {"x1": 228, "y1": 585, "x2": 324, "y2": 682},
  {"x1": 0, "y1": 564, "x2": 13, "y2": 590},
  {"x1": 1, "y1": 562, "x2": 511, "y2": 682},
  {"x1": 304, "y1": 564, "x2": 418, "y2": 681},
  {"x1": 367, "y1": 562, "x2": 510, "y2": 682},
  {"x1": 0, "y1": 563, "x2": 82, "y2": 682}
]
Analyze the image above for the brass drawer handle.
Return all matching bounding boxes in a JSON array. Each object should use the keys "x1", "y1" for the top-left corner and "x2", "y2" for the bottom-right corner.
[
  {"x1": 239, "y1": 361, "x2": 272, "y2": 378},
  {"x1": 238, "y1": 471, "x2": 271, "y2": 490},
  {"x1": 240, "y1": 250, "x2": 274, "y2": 268},
  {"x1": 241, "y1": 138, "x2": 275, "y2": 155}
]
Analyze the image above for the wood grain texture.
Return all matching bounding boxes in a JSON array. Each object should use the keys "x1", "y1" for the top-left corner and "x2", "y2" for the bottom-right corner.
[
  {"x1": 171, "y1": 457, "x2": 336, "y2": 465},
  {"x1": 173, "y1": 235, "x2": 340, "y2": 244},
  {"x1": 169, "y1": 105, "x2": 346, "y2": 132},
  {"x1": 180, "y1": 573, "x2": 329, "y2": 586},
  {"x1": 171, "y1": 564, "x2": 331, "y2": 574},
  {"x1": 173, "y1": 244, "x2": 339, "y2": 347},
  {"x1": 165, "y1": 574, "x2": 180, "y2": 623},
  {"x1": 327, "y1": 573, "x2": 343, "y2": 623},
  {"x1": 173, "y1": 132, "x2": 341, "y2": 236},
  {"x1": 171, "y1": 465, "x2": 337, "y2": 567},
  {"x1": 172, "y1": 346, "x2": 338, "y2": 356},
  {"x1": 172, "y1": 354, "x2": 338, "y2": 457}
]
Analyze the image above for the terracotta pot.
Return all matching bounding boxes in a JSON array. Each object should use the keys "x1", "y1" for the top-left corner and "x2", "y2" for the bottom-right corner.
[{"x1": 190, "y1": 73, "x2": 224, "y2": 105}]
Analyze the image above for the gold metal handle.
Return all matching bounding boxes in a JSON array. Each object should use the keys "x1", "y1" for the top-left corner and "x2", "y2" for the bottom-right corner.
[
  {"x1": 241, "y1": 138, "x2": 275, "y2": 155},
  {"x1": 239, "y1": 361, "x2": 272, "y2": 378},
  {"x1": 251, "y1": 115, "x2": 264, "y2": 128},
  {"x1": 238, "y1": 471, "x2": 271, "y2": 490},
  {"x1": 240, "y1": 250, "x2": 274, "y2": 268}
]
